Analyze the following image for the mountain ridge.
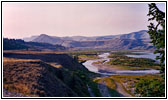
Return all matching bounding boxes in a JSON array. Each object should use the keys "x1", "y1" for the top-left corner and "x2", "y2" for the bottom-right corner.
[
  {"x1": 22, "y1": 30, "x2": 154, "y2": 50},
  {"x1": 23, "y1": 30, "x2": 149, "y2": 42}
]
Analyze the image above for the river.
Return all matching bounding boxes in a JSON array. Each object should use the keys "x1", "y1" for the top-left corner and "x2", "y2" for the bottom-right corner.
[
  {"x1": 82, "y1": 52, "x2": 160, "y2": 75},
  {"x1": 126, "y1": 52, "x2": 160, "y2": 63}
]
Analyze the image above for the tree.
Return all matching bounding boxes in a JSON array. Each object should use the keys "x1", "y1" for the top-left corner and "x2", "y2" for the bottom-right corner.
[
  {"x1": 147, "y1": 3, "x2": 165, "y2": 73},
  {"x1": 135, "y1": 78, "x2": 165, "y2": 97}
]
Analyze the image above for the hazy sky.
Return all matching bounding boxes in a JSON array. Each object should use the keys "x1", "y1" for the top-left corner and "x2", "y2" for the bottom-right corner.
[{"x1": 2, "y1": 2, "x2": 165, "y2": 39}]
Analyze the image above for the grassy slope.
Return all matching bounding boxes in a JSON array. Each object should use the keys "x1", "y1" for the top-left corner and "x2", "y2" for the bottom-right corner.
[
  {"x1": 94, "y1": 77, "x2": 121, "y2": 97},
  {"x1": 3, "y1": 58, "x2": 78, "y2": 97},
  {"x1": 3, "y1": 51, "x2": 102, "y2": 97}
]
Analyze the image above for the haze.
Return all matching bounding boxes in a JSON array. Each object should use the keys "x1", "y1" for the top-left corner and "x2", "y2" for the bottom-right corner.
[{"x1": 2, "y1": 2, "x2": 165, "y2": 39}]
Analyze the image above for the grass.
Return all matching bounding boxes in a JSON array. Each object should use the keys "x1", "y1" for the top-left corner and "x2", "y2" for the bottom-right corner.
[
  {"x1": 88, "y1": 80, "x2": 102, "y2": 97},
  {"x1": 3, "y1": 50, "x2": 103, "y2": 97},
  {"x1": 92, "y1": 60, "x2": 105, "y2": 64},
  {"x1": 3, "y1": 52, "x2": 92, "y2": 97},
  {"x1": 74, "y1": 70, "x2": 102, "y2": 97},
  {"x1": 46, "y1": 63, "x2": 63, "y2": 68},
  {"x1": 106, "y1": 53, "x2": 160, "y2": 70},
  {"x1": 109, "y1": 74, "x2": 163, "y2": 96},
  {"x1": 92, "y1": 74, "x2": 163, "y2": 97},
  {"x1": 94, "y1": 77, "x2": 121, "y2": 97},
  {"x1": 109, "y1": 51, "x2": 147, "y2": 56},
  {"x1": 108, "y1": 65, "x2": 159, "y2": 70},
  {"x1": 3, "y1": 58, "x2": 45, "y2": 96},
  {"x1": 95, "y1": 77, "x2": 116, "y2": 89},
  {"x1": 3, "y1": 57, "x2": 41, "y2": 62},
  {"x1": 78, "y1": 55, "x2": 99, "y2": 60},
  {"x1": 77, "y1": 55, "x2": 100, "y2": 63}
]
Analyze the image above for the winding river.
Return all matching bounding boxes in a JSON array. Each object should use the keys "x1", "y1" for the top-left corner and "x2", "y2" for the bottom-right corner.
[
  {"x1": 82, "y1": 52, "x2": 160, "y2": 75},
  {"x1": 126, "y1": 52, "x2": 160, "y2": 63}
]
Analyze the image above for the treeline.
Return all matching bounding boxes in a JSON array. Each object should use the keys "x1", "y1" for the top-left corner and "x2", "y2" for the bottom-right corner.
[
  {"x1": 3, "y1": 38, "x2": 66, "y2": 51},
  {"x1": 3, "y1": 38, "x2": 28, "y2": 50}
]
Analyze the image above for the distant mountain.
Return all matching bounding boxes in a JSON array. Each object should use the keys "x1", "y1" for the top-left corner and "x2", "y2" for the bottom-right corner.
[
  {"x1": 29, "y1": 30, "x2": 149, "y2": 42},
  {"x1": 22, "y1": 30, "x2": 154, "y2": 50},
  {"x1": 115, "y1": 30, "x2": 150, "y2": 40},
  {"x1": 24, "y1": 30, "x2": 149, "y2": 42},
  {"x1": 23, "y1": 36, "x2": 38, "y2": 42},
  {"x1": 32, "y1": 34, "x2": 64, "y2": 45},
  {"x1": 61, "y1": 36, "x2": 96, "y2": 41},
  {"x1": 67, "y1": 38, "x2": 154, "y2": 50},
  {"x1": 61, "y1": 30, "x2": 149, "y2": 41}
]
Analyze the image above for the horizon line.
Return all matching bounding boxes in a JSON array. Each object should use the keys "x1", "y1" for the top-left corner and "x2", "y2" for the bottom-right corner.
[{"x1": 3, "y1": 29, "x2": 148, "y2": 39}]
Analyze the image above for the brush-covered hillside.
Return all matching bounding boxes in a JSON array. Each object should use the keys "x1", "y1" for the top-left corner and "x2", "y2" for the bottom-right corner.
[{"x1": 3, "y1": 51, "x2": 99, "y2": 97}]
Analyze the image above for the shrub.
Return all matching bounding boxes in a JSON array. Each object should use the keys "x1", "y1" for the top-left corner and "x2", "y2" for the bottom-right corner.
[{"x1": 135, "y1": 79, "x2": 165, "y2": 97}]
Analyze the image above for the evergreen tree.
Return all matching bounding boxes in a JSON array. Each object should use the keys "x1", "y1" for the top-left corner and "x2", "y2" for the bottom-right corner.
[{"x1": 147, "y1": 3, "x2": 165, "y2": 73}]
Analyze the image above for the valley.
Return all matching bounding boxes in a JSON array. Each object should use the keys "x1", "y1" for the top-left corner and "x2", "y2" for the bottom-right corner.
[
  {"x1": 2, "y1": 30, "x2": 165, "y2": 97},
  {"x1": 3, "y1": 50, "x2": 164, "y2": 97},
  {"x1": 2, "y1": 1, "x2": 166, "y2": 98}
]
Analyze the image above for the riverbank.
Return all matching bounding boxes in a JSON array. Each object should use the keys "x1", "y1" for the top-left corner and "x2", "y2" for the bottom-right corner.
[
  {"x1": 83, "y1": 52, "x2": 160, "y2": 76},
  {"x1": 82, "y1": 51, "x2": 163, "y2": 97},
  {"x1": 93, "y1": 74, "x2": 164, "y2": 97}
]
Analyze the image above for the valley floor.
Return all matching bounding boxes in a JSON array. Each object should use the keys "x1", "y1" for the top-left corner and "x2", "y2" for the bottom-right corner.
[{"x1": 2, "y1": 50, "x2": 165, "y2": 97}]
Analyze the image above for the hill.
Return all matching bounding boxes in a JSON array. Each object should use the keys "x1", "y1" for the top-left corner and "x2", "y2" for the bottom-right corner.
[
  {"x1": 3, "y1": 51, "x2": 98, "y2": 97},
  {"x1": 3, "y1": 38, "x2": 29, "y2": 50},
  {"x1": 3, "y1": 58, "x2": 78, "y2": 97},
  {"x1": 24, "y1": 30, "x2": 154, "y2": 50},
  {"x1": 3, "y1": 38, "x2": 66, "y2": 51},
  {"x1": 24, "y1": 30, "x2": 149, "y2": 42},
  {"x1": 68, "y1": 38, "x2": 154, "y2": 50}
]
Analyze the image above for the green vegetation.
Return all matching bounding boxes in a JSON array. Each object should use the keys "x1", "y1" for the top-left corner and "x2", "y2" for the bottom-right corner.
[
  {"x1": 3, "y1": 38, "x2": 29, "y2": 50},
  {"x1": 107, "y1": 53, "x2": 160, "y2": 70},
  {"x1": 67, "y1": 50, "x2": 100, "y2": 56},
  {"x1": 147, "y1": 3, "x2": 165, "y2": 65},
  {"x1": 129, "y1": 4, "x2": 166, "y2": 97},
  {"x1": 93, "y1": 60, "x2": 105, "y2": 64},
  {"x1": 135, "y1": 78, "x2": 165, "y2": 97},
  {"x1": 67, "y1": 50, "x2": 100, "y2": 63},
  {"x1": 94, "y1": 77, "x2": 120, "y2": 97},
  {"x1": 147, "y1": 3, "x2": 165, "y2": 73},
  {"x1": 74, "y1": 70, "x2": 102, "y2": 97},
  {"x1": 3, "y1": 51, "x2": 102, "y2": 97},
  {"x1": 109, "y1": 51, "x2": 147, "y2": 56},
  {"x1": 3, "y1": 38, "x2": 66, "y2": 51},
  {"x1": 88, "y1": 80, "x2": 102, "y2": 97},
  {"x1": 77, "y1": 55, "x2": 99, "y2": 63},
  {"x1": 108, "y1": 74, "x2": 164, "y2": 97},
  {"x1": 3, "y1": 59, "x2": 78, "y2": 97}
]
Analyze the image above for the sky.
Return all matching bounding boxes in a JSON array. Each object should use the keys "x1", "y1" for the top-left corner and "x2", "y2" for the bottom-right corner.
[{"x1": 2, "y1": 2, "x2": 165, "y2": 39}]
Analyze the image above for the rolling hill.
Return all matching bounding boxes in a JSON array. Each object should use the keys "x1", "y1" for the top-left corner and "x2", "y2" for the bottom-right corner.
[
  {"x1": 3, "y1": 38, "x2": 66, "y2": 51},
  {"x1": 3, "y1": 51, "x2": 95, "y2": 97},
  {"x1": 23, "y1": 30, "x2": 154, "y2": 50}
]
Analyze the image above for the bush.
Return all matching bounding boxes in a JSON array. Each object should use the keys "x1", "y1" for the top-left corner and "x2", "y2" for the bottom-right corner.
[{"x1": 135, "y1": 79, "x2": 165, "y2": 97}]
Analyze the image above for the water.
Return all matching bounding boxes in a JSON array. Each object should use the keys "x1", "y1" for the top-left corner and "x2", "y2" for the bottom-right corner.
[
  {"x1": 82, "y1": 52, "x2": 160, "y2": 75},
  {"x1": 126, "y1": 52, "x2": 160, "y2": 63},
  {"x1": 83, "y1": 53, "x2": 111, "y2": 74},
  {"x1": 83, "y1": 59, "x2": 99, "y2": 73},
  {"x1": 116, "y1": 69, "x2": 160, "y2": 75}
]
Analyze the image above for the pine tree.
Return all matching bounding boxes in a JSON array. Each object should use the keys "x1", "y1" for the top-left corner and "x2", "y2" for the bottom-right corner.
[{"x1": 147, "y1": 3, "x2": 165, "y2": 73}]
